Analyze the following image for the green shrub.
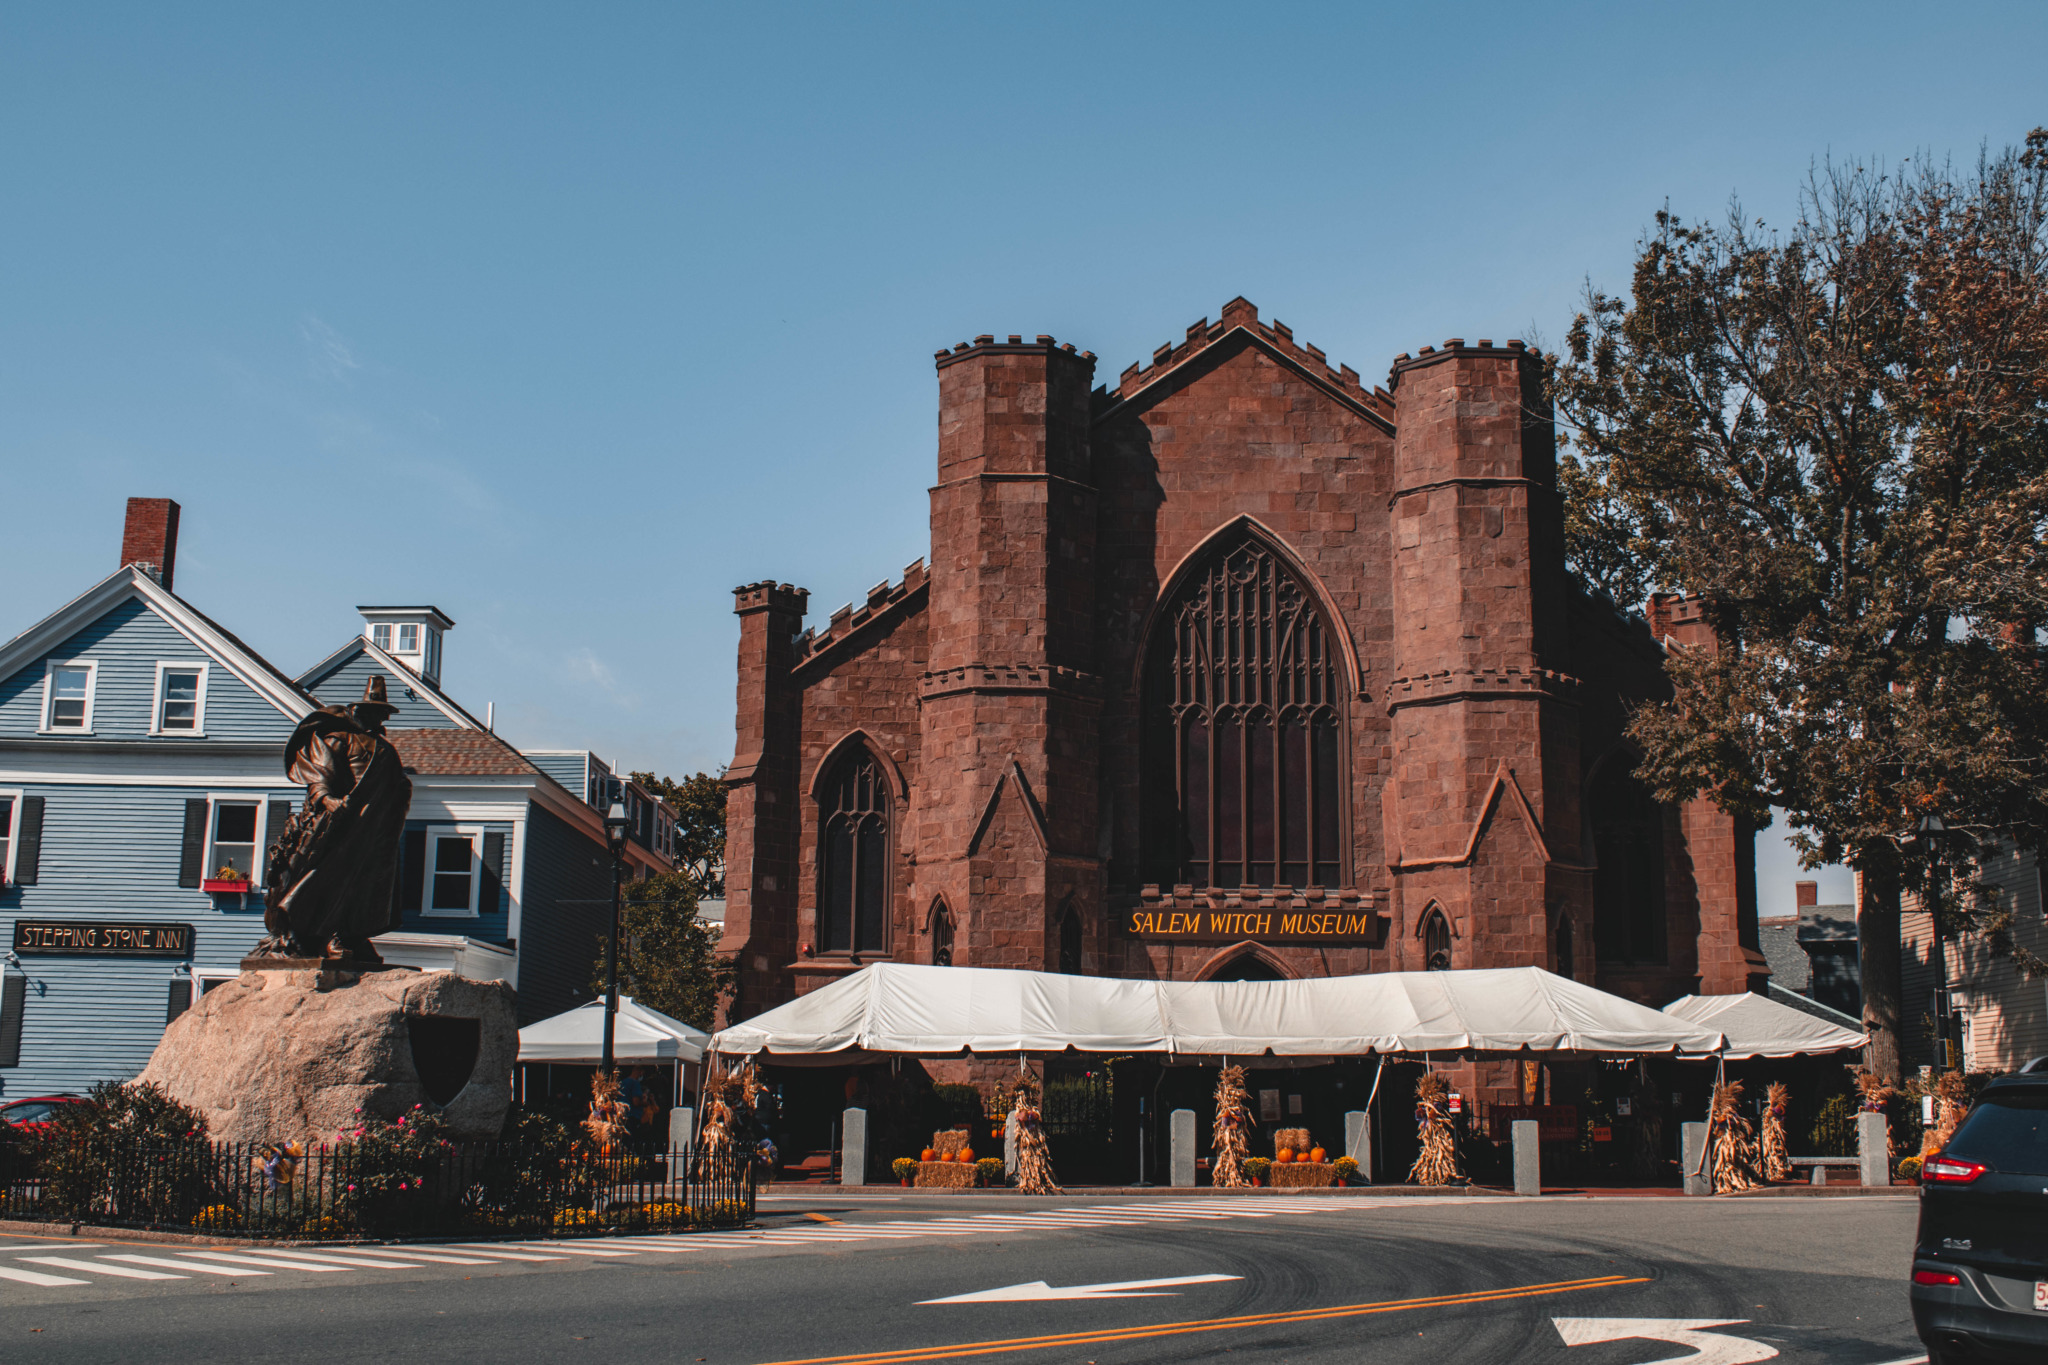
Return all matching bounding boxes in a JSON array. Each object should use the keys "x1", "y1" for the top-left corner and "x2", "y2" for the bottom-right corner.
[
  {"x1": 1808, "y1": 1093, "x2": 1859, "y2": 1156},
  {"x1": 39, "y1": 1081, "x2": 214, "y2": 1225},
  {"x1": 932, "y1": 1083, "x2": 986, "y2": 1127}
]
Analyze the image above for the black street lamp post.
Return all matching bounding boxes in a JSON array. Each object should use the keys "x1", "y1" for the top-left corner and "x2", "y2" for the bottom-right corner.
[
  {"x1": 1911, "y1": 813, "x2": 1952, "y2": 1075},
  {"x1": 602, "y1": 799, "x2": 631, "y2": 1078}
]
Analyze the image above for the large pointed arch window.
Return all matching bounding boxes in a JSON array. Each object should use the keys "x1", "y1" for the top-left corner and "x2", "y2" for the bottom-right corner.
[
  {"x1": 1589, "y1": 758, "x2": 1668, "y2": 966},
  {"x1": 1142, "y1": 534, "x2": 1347, "y2": 889},
  {"x1": 818, "y1": 751, "x2": 890, "y2": 954}
]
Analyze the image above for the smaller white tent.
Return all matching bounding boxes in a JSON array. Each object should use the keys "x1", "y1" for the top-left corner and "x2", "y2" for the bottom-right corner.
[
  {"x1": 1662, "y1": 992, "x2": 1867, "y2": 1059},
  {"x1": 517, "y1": 995, "x2": 710, "y2": 1065},
  {"x1": 709, "y1": 962, "x2": 1725, "y2": 1060}
]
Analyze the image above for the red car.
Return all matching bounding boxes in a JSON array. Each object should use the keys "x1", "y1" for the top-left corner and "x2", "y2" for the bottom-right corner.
[{"x1": 0, "y1": 1095, "x2": 88, "y2": 1137}]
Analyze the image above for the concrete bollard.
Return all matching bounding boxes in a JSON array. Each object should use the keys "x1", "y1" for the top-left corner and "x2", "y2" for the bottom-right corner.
[
  {"x1": 1512, "y1": 1119, "x2": 1541, "y2": 1196},
  {"x1": 1681, "y1": 1121, "x2": 1711, "y2": 1195},
  {"x1": 1344, "y1": 1110, "x2": 1369, "y2": 1183},
  {"x1": 1858, "y1": 1112, "x2": 1890, "y2": 1187},
  {"x1": 668, "y1": 1105, "x2": 695, "y2": 1156},
  {"x1": 1170, "y1": 1108, "x2": 1197, "y2": 1187},
  {"x1": 842, "y1": 1106, "x2": 868, "y2": 1186}
]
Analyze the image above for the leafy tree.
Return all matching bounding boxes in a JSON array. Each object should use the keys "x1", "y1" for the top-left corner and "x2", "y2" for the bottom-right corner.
[
  {"x1": 630, "y1": 769, "x2": 727, "y2": 898},
  {"x1": 1547, "y1": 130, "x2": 2048, "y2": 1080},
  {"x1": 591, "y1": 869, "x2": 735, "y2": 1030}
]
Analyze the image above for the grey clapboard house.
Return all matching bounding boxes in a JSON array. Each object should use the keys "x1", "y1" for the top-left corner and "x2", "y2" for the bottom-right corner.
[{"x1": 0, "y1": 499, "x2": 678, "y2": 1102}]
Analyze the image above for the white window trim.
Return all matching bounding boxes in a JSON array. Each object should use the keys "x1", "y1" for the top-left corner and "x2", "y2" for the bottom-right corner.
[
  {"x1": 369, "y1": 623, "x2": 393, "y2": 651},
  {"x1": 422, "y1": 823, "x2": 485, "y2": 919},
  {"x1": 0, "y1": 787, "x2": 21, "y2": 886},
  {"x1": 192, "y1": 967, "x2": 241, "y2": 996},
  {"x1": 38, "y1": 658, "x2": 99, "y2": 734},
  {"x1": 150, "y1": 660, "x2": 211, "y2": 737},
  {"x1": 204, "y1": 793, "x2": 271, "y2": 889}
]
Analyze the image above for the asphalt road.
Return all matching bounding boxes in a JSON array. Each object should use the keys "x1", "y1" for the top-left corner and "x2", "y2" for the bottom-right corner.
[{"x1": 1, "y1": 1193, "x2": 1926, "y2": 1365}]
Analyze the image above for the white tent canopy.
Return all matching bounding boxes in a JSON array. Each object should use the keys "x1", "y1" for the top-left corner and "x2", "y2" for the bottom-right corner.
[
  {"x1": 710, "y1": 962, "x2": 1725, "y2": 1061},
  {"x1": 517, "y1": 995, "x2": 710, "y2": 1065},
  {"x1": 1662, "y1": 991, "x2": 1868, "y2": 1059}
]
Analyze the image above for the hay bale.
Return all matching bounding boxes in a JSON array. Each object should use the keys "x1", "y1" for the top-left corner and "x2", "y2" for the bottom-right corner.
[
  {"x1": 1270, "y1": 1161, "x2": 1335, "y2": 1188},
  {"x1": 915, "y1": 1160, "x2": 979, "y2": 1188},
  {"x1": 1272, "y1": 1127, "x2": 1312, "y2": 1157},
  {"x1": 931, "y1": 1129, "x2": 974, "y2": 1158}
]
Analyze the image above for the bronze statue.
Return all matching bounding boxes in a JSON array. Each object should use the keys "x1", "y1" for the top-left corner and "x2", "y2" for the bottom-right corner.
[{"x1": 259, "y1": 675, "x2": 413, "y2": 963}]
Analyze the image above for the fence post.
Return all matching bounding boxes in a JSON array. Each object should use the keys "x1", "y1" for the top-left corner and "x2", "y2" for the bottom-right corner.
[
  {"x1": 1681, "y1": 1121, "x2": 1711, "y2": 1195},
  {"x1": 841, "y1": 1107, "x2": 868, "y2": 1186},
  {"x1": 1170, "y1": 1109, "x2": 1196, "y2": 1187},
  {"x1": 1344, "y1": 1110, "x2": 1369, "y2": 1184},
  {"x1": 1858, "y1": 1112, "x2": 1890, "y2": 1187},
  {"x1": 1512, "y1": 1119, "x2": 1541, "y2": 1196}
]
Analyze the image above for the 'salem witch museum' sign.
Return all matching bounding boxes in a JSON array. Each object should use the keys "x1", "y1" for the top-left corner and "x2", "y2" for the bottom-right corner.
[
  {"x1": 1122, "y1": 906, "x2": 1378, "y2": 945},
  {"x1": 13, "y1": 920, "x2": 194, "y2": 957}
]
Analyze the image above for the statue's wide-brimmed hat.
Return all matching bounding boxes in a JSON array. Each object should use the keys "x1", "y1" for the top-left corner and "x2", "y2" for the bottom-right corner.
[{"x1": 353, "y1": 674, "x2": 399, "y2": 718}]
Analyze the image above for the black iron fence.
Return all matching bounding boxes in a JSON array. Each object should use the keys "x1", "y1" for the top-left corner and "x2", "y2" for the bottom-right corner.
[{"x1": 1, "y1": 1138, "x2": 755, "y2": 1240}]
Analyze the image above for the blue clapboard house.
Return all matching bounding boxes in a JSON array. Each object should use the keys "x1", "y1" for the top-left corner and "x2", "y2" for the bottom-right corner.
[{"x1": 0, "y1": 499, "x2": 679, "y2": 1099}]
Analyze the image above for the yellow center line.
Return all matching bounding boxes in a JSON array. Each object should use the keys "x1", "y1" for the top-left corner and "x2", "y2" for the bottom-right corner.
[{"x1": 751, "y1": 1273, "x2": 1650, "y2": 1365}]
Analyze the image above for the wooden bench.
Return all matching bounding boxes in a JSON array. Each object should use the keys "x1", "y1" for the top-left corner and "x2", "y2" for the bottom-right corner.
[{"x1": 1787, "y1": 1156, "x2": 1861, "y2": 1185}]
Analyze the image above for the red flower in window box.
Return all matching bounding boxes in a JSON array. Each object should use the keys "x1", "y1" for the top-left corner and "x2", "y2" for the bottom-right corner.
[{"x1": 202, "y1": 869, "x2": 252, "y2": 894}]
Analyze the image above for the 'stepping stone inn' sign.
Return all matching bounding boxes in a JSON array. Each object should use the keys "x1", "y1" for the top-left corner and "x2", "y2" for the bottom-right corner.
[
  {"x1": 1121, "y1": 891, "x2": 1379, "y2": 945},
  {"x1": 13, "y1": 920, "x2": 195, "y2": 957}
]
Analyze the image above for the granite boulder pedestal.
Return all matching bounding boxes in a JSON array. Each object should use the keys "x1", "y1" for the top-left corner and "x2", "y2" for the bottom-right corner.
[{"x1": 136, "y1": 961, "x2": 517, "y2": 1145}]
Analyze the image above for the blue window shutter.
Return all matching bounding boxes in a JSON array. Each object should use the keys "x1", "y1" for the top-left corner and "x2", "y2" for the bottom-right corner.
[
  {"x1": 13, "y1": 797, "x2": 43, "y2": 886},
  {"x1": 0, "y1": 975, "x2": 24, "y2": 1067},
  {"x1": 265, "y1": 801, "x2": 292, "y2": 863},
  {"x1": 179, "y1": 798, "x2": 208, "y2": 888},
  {"x1": 395, "y1": 828, "x2": 426, "y2": 913},
  {"x1": 166, "y1": 978, "x2": 193, "y2": 1025},
  {"x1": 481, "y1": 832, "x2": 507, "y2": 913}
]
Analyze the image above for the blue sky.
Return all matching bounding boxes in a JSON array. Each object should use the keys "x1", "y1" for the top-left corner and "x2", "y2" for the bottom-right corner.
[{"x1": 6, "y1": 3, "x2": 2040, "y2": 916}]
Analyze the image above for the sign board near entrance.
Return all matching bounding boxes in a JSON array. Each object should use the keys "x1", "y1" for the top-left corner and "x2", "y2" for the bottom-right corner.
[
  {"x1": 1122, "y1": 906, "x2": 1379, "y2": 945},
  {"x1": 13, "y1": 920, "x2": 194, "y2": 957}
]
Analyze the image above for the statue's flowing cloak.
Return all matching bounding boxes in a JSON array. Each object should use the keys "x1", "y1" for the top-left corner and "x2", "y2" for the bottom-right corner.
[{"x1": 264, "y1": 708, "x2": 413, "y2": 954}]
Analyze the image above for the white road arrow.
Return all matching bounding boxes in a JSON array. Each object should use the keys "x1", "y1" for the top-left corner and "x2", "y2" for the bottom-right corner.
[
  {"x1": 1553, "y1": 1318, "x2": 1779, "y2": 1365},
  {"x1": 919, "y1": 1273, "x2": 1242, "y2": 1304}
]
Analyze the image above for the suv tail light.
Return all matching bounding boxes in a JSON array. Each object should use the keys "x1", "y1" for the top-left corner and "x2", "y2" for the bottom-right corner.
[
  {"x1": 1914, "y1": 1269, "x2": 1963, "y2": 1286},
  {"x1": 1922, "y1": 1155, "x2": 1988, "y2": 1184}
]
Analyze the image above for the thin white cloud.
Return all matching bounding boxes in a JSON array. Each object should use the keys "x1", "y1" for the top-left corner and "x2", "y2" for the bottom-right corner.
[{"x1": 299, "y1": 314, "x2": 360, "y2": 382}]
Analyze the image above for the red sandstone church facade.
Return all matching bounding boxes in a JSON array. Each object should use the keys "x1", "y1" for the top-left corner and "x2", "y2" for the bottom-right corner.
[{"x1": 718, "y1": 297, "x2": 1768, "y2": 1029}]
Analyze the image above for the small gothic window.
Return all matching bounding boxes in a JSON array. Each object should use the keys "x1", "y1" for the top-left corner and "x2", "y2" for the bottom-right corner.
[
  {"x1": 1422, "y1": 908, "x2": 1452, "y2": 971},
  {"x1": 818, "y1": 751, "x2": 889, "y2": 953},
  {"x1": 1142, "y1": 534, "x2": 1346, "y2": 889},
  {"x1": 1554, "y1": 913, "x2": 1575, "y2": 981},
  {"x1": 1056, "y1": 902, "x2": 1082, "y2": 975},
  {"x1": 1590, "y1": 758, "x2": 1668, "y2": 965},
  {"x1": 931, "y1": 899, "x2": 954, "y2": 967}
]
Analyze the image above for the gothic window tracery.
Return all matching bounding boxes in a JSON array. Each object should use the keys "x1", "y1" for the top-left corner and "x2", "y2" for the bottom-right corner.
[
  {"x1": 930, "y1": 898, "x2": 954, "y2": 966},
  {"x1": 1422, "y1": 907, "x2": 1453, "y2": 970},
  {"x1": 1142, "y1": 535, "x2": 1346, "y2": 889},
  {"x1": 818, "y1": 750, "x2": 889, "y2": 954}
]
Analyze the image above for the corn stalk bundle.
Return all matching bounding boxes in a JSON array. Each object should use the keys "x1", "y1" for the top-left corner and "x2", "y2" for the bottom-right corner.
[
  {"x1": 582, "y1": 1070, "x2": 630, "y2": 1154},
  {"x1": 1011, "y1": 1087, "x2": 1061, "y2": 1196},
  {"x1": 1407, "y1": 1072, "x2": 1464, "y2": 1187},
  {"x1": 1708, "y1": 1080, "x2": 1762, "y2": 1193},
  {"x1": 1760, "y1": 1082, "x2": 1792, "y2": 1182},
  {"x1": 1856, "y1": 1069, "x2": 1901, "y2": 1161},
  {"x1": 1919, "y1": 1070, "x2": 1970, "y2": 1158},
  {"x1": 1212, "y1": 1065, "x2": 1252, "y2": 1188}
]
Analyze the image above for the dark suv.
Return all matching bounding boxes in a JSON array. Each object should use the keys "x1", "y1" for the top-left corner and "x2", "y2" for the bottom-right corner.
[{"x1": 1912, "y1": 1064, "x2": 2048, "y2": 1363}]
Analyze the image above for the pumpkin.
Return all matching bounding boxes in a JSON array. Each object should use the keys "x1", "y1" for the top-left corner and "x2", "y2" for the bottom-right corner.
[
  {"x1": 921, "y1": 1148, "x2": 937, "y2": 1162},
  {"x1": 1276, "y1": 1147, "x2": 1294, "y2": 1163},
  {"x1": 959, "y1": 1147, "x2": 975, "y2": 1164},
  {"x1": 1309, "y1": 1146, "x2": 1327, "y2": 1163}
]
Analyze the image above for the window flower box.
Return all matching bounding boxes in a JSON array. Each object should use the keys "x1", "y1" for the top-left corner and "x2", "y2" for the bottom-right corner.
[{"x1": 202, "y1": 878, "x2": 253, "y2": 894}]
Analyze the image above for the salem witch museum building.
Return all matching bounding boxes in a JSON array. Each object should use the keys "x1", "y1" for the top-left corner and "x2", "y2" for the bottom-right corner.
[{"x1": 717, "y1": 298, "x2": 1769, "y2": 1068}]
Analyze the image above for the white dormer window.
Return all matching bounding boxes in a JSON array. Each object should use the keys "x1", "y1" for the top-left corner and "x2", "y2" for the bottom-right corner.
[
  {"x1": 40, "y1": 660, "x2": 97, "y2": 732},
  {"x1": 397, "y1": 624, "x2": 420, "y2": 654},
  {"x1": 371, "y1": 623, "x2": 392, "y2": 650},
  {"x1": 152, "y1": 662, "x2": 209, "y2": 735}
]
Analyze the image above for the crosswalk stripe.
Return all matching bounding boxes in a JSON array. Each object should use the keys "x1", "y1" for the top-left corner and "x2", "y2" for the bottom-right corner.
[
  {"x1": 0, "y1": 1264, "x2": 90, "y2": 1286},
  {"x1": 449, "y1": 1246, "x2": 570, "y2": 1261},
  {"x1": 23, "y1": 1256, "x2": 185, "y2": 1280},
  {"x1": 105, "y1": 1254, "x2": 262, "y2": 1277},
  {"x1": 313, "y1": 1247, "x2": 500, "y2": 1266},
  {"x1": 181, "y1": 1251, "x2": 352, "y2": 1273},
  {"x1": 249, "y1": 1249, "x2": 426, "y2": 1269},
  {"x1": 0, "y1": 1242, "x2": 102, "y2": 1252},
  {"x1": 496, "y1": 1244, "x2": 636, "y2": 1257}
]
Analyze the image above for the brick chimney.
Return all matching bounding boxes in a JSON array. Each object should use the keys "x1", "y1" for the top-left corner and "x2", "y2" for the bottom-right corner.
[
  {"x1": 121, "y1": 498, "x2": 181, "y2": 591},
  {"x1": 1795, "y1": 879, "x2": 1818, "y2": 910}
]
